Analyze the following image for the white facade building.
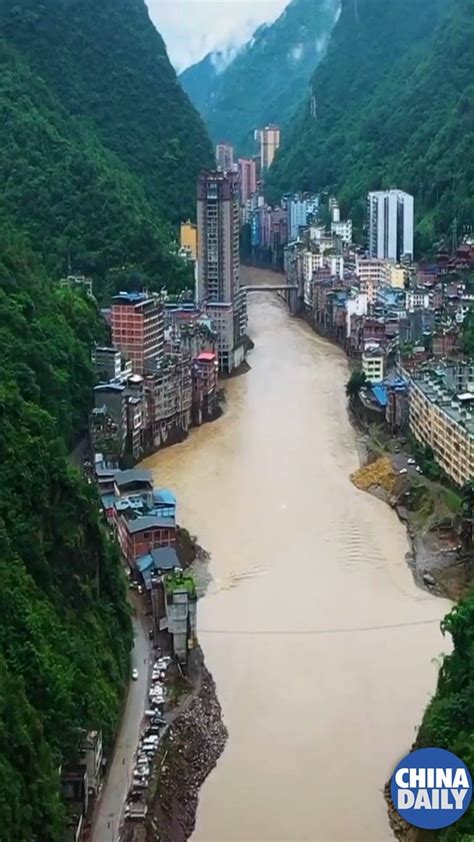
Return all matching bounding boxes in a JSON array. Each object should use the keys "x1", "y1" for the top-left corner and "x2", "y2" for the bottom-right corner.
[
  {"x1": 346, "y1": 292, "x2": 368, "y2": 337},
  {"x1": 406, "y1": 288, "x2": 431, "y2": 312},
  {"x1": 368, "y1": 189, "x2": 414, "y2": 262},
  {"x1": 331, "y1": 219, "x2": 353, "y2": 245}
]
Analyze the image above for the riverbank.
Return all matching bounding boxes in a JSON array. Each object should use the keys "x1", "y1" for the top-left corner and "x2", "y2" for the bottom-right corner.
[
  {"x1": 122, "y1": 650, "x2": 227, "y2": 842},
  {"x1": 120, "y1": 545, "x2": 227, "y2": 842},
  {"x1": 350, "y1": 437, "x2": 470, "y2": 601}
]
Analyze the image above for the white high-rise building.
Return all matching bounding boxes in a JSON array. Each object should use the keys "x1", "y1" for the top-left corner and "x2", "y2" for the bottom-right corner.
[{"x1": 368, "y1": 190, "x2": 414, "y2": 262}]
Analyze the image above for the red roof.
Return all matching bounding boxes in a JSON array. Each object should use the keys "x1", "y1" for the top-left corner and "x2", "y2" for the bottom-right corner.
[{"x1": 196, "y1": 352, "x2": 217, "y2": 362}]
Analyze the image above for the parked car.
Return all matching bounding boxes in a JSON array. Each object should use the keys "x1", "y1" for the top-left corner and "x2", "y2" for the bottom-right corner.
[
  {"x1": 407, "y1": 458, "x2": 416, "y2": 465},
  {"x1": 399, "y1": 468, "x2": 408, "y2": 475},
  {"x1": 416, "y1": 466, "x2": 423, "y2": 474},
  {"x1": 132, "y1": 668, "x2": 138, "y2": 680}
]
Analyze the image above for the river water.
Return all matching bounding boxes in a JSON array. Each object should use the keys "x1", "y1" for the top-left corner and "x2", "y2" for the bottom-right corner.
[{"x1": 144, "y1": 267, "x2": 451, "y2": 842}]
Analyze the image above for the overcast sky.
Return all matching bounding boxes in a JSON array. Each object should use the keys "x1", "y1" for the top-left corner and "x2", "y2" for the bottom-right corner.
[{"x1": 147, "y1": 0, "x2": 288, "y2": 72}]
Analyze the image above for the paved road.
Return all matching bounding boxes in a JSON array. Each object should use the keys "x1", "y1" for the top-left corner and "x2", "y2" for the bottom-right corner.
[{"x1": 91, "y1": 616, "x2": 149, "y2": 842}]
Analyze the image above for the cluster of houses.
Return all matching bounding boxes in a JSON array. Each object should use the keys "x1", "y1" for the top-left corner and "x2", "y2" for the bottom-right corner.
[
  {"x1": 282, "y1": 195, "x2": 474, "y2": 489},
  {"x1": 96, "y1": 464, "x2": 197, "y2": 663},
  {"x1": 90, "y1": 294, "x2": 220, "y2": 468}
]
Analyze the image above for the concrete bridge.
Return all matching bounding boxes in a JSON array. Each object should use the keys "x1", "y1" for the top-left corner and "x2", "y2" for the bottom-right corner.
[
  {"x1": 241, "y1": 284, "x2": 297, "y2": 292},
  {"x1": 240, "y1": 284, "x2": 300, "y2": 315}
]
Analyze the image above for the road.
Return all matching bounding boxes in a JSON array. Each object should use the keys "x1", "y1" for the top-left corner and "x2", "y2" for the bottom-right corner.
[{"x1": 91, "y1": 615, "x2": 149, "y2": 842}]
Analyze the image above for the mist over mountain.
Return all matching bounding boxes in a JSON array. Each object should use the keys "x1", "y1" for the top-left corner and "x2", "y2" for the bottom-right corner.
[
  {"x1": 266, "y1": 0, "x2": 473, "y2": 247},
  {"x1": 180, "y1": 0, "x2": 341, "y2": 155}
]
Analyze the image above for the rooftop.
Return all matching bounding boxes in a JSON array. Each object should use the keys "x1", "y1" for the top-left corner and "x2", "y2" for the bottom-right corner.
[
  {"x1": 196, "y1": 352, "x2": 217, "y2": 362},
  {"x1": 125, "y1": 516, "x2": 175, "y2": 535}
]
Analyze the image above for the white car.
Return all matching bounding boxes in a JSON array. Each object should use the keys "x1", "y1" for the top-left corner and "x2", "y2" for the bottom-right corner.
[
  {"x1": 132, "y1": 668, "x2": 139, "y2": 681},
  {"x1": 399, "y1": 468, "x2": 408, "y2": 475},
  {"x1": 407, "y1": 458, "x2": 416, "y2": 465}
]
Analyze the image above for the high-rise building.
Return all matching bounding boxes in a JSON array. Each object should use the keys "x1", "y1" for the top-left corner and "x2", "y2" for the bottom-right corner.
[
  {"x1": 255, "y1": 125, "x2": 280, "y2": 171},
  {"x1": 196, "y1": 170, "x2": 246, "y2": 373},
  {"x1": 238, "y1": 158, "x2": 257, "y2": 205},
  {"x1": 215, "y1": 142, "x2": 235, "y2": 172},
  {"x1": 368, "y1": 190, "x2": 414, "y2": 262},
  {"x1": 111, "y1": 292, "x2": 164, "y2": 375}
]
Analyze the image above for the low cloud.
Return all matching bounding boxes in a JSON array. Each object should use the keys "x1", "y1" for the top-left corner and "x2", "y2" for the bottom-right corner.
[{"x1": 146, "y1": 0, "x2": 289, "y2": 71}]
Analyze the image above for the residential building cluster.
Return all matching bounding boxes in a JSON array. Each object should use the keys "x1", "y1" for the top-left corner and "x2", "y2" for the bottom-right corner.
[
  {"x1": 282, "y1": 189, "x2": 474, "y2": 486},
  {"x1": 91, "y1": 292, "x2": 219, "y2": 468},
  {"x1": 96, "y1": 465, "x2": 197, "y2": 662}
]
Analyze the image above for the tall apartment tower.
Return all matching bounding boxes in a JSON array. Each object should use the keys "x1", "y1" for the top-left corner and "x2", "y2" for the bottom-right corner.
[
  {"x1": 196, "y1": 170, "x2": 246, "y2": 373},
  {"x1": 111, "y1": 292, "x2": 164, "y2": 375},
  {"x1": 255, "y1": 125, "x2": 280, "y2": 171},
  {"x1": 368, "y1": 190, "x2": 414, "y2": 262},
  {"x1": 215, "y1": 142, "x2": 235, "y2": 172},
  {"x1": 238, "y1": 158, "x2": 257, "y2": 205}
]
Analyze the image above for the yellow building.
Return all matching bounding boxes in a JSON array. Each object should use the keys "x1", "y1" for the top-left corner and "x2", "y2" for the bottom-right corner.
[
  {"x1": 409, "y1": 374, "x2": 474, "y2": 486},
  {"x1": 389, "y1": 264, "x2": 407, "y2": 289},
  {"x1": 180, "y1": 221, "x2": 197, "y2": 260}
]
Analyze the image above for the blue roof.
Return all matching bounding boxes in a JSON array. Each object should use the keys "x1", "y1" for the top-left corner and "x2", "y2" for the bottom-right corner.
[
  {"x1": 112, "y1": 291, "x2": 149, "y2": 303},
  {"x1": 137, "y1": 548, "x2": 182, "y2": 589},
  {"x1": 384, "y1": 374, "x2": 408, "y2": 390},
  {"x1": 153, "y1": 488, "x2": 176, "y2": 505},
  {"x1": 372, "y1": 384, "x2": 388, "y2": 407}
]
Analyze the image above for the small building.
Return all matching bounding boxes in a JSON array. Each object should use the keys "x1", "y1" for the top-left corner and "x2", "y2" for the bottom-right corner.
[
  {"x1": 137, "y1": 546, "x2": 182, "y2": 590},
  {"x1": 60, "y1": 274, "x2": 94, "y2": 298},
  {"x1": 92, "y1": 346, "x2": 122, "y2": 382},
  {"x1": 362, "y1": 346, "x2": 384, "y2": 384},
  {"x1": 118, "y1": 515, "x2": 176, "y2": 567},
  {"x1": 61, "y1": 763, "x2": 89, "y2": 816},
  {"x1": 163, "y1": 570, "x2": 197, "y2": 664},
  {"x1": 80, "y1": 730, "x2": 103, "y2": 796},
  {"x1": 152, "y1": 488, "x2": 177, "y2": 520},
  {"x1": 192, "y1": 352, "x2": 219, "y2": 425}
]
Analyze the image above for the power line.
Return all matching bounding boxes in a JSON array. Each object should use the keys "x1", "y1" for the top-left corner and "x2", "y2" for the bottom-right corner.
[{"x1": 198, "y1": 618, "x2": 444, "y2": 637}]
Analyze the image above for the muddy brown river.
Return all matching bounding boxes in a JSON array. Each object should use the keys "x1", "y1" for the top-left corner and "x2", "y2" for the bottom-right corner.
[{"x1": 144, "y1": 266, "x2": 451, "y2": 842}]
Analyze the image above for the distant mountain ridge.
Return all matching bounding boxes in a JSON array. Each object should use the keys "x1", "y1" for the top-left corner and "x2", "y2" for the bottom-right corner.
[
  {"x1": 180, "y1": 0, "x2": 341, "y2": 154},
  {"x1": 266, "y1": 0, "x2": 473, "y2": 248}
]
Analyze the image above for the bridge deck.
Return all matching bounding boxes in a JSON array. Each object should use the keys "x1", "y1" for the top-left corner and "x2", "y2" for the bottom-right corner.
[{"x1": 240, "y1": 284, "x2": 297, "y2": 291}]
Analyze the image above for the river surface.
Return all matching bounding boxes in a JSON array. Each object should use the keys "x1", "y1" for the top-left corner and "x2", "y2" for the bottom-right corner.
[{"x1": 144, "y1": 267, "x2": 451, "y2": 842}]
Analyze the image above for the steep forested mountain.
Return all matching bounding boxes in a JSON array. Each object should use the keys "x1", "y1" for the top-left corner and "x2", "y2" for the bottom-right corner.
[
  {"x1": 180, "y1": 0, "x2": 340, "y2": 154},
  {"x1": 0, "y1": 2, "x2": 213, "y2": 837},
  {"x1": 0, "y1": 0, "x2": 213, "y2": 296},
  {"x1": 266, "y1": 0, "x2": 474, "y2": 249},
  {"x1": 0, "y1": 214, "x2": 133, "y2": 841}
]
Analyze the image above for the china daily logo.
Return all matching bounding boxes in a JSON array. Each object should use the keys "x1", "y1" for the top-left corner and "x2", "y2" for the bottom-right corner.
[{"x1": 391, "y1": 748, "x2": 473, "y2": 830}]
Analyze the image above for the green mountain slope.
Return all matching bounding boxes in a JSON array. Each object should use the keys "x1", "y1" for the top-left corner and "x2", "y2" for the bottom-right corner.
[
  {"x1": 0, "y1": 2, "x2": 213, "y2": 837},
  {"x1": 0, "y1": 0, "x2": 213, "y2": 297},
  {"x1": 180, "y1": 0, "x2": 341, "y2": 154},
  {"x1": 1, "y1": 0, "x2": 213, "y2": 222},
  {"x1": 266, "y1": 0, "x2": 474, "y2": 248},
  {"x1": 0, "y1": 214, "x2": 133, "y2": 841}
]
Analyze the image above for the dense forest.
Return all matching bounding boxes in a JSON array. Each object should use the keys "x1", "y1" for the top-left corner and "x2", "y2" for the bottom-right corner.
[
  {"x1": 180, "y1": 0, "x2": 340, "y2": 155},
  {"x1": 266, "y1": 0, "x2": 474, "y2": 251},
  {"x1": 416, "y1": 590, "x2": 474, "y2": 839},
  {"x1": 0, "y1": 1, "x2": 214, "y2": 837},
  {"x1": 0, "y1": 0, "x2": 213, "y2": 298},
  {"x1": 0, "y1": 214, "x2": 133, "y2": 840}
]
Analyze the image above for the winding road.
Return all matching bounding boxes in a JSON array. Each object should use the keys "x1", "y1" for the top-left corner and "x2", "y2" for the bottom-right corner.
[{"x1": 91, "y1": 615, "x2": 149, "y2": 842}]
